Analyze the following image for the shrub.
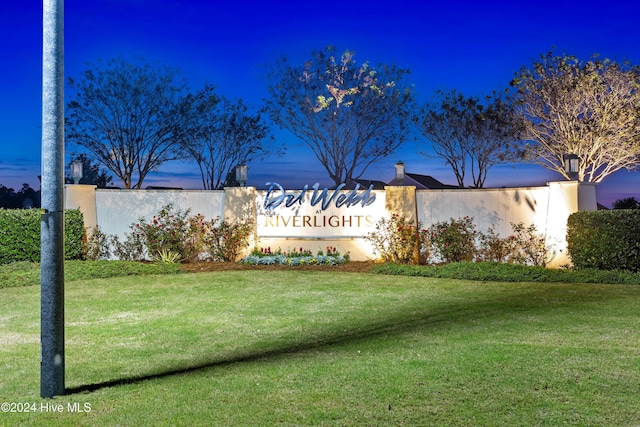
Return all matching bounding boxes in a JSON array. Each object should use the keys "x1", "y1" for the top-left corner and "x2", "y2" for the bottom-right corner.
[
  {"x1": 0, "y1": 209, "x2": 40, "y2": 263},
  {"x1": 133, "y1": 204, "x2": 206, "y2": 263},
  {"x1": 370, "y1": 261, "x2": 640, "y2": 285},
  {"x1": 364, "y1": 214, "x2": 429, "y2": 264},
  {"x1": 567, "y1": 210, "x2": 640, "y2": 272},
  {"x1": 0, "y1": 208, "x2": 86, "y2": 264},
  {"x1": 86, "y1": 226, "x2": 111, "y2": 261},
  {"x1": 477, "y1": 226, "x2": 519, "y2": 263},
  {"x1": 429, "y1": 217, "x2": 477, "y2": 263},
  {"x1": 509, "y1": 222, "x2": 557, "y2": 267},
  {"x1": 64, "y1": 209, "x2": 87, "y2": 261},
  {"x1": 85, "y1": 206, "x2": 254, "y2": 263},
  {"x1": 202, "y1": 217, "x2": 254, "y2": 262},
  {"x1": 110, "y1": 231, "x2": 146, "y2": 261}
]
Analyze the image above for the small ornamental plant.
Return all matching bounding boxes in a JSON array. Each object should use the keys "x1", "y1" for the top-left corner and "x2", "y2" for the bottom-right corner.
[
  {"x1": 241, "y1": 246, "x2": 349, "y2": 266},
  {"x1": 429, "y1": 216, "x2": 477, "y2": 263},
  {"x1": 364, "y1": 214, "x2": 430, "y2": 264},
  {"x1": 153, "y1": 248, "x2": 182, "y2": 263}
]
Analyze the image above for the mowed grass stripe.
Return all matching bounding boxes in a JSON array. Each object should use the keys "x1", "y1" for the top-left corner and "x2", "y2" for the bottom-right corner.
[{"x1": 1, "y1": 270, "x2": 639, "y2": 426}]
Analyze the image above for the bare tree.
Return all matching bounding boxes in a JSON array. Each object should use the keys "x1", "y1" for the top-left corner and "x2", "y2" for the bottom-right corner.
[
  {"x1": 178, "y1": 85, "x2": 277, "y2": 189},
  {"x1": 511, "y1": 51, "x2": 640, "y2": 182},
  {"x1": 66, "y1": 57, "x2": 189, "y2": 189},
  {"x1": 265, "y1": 46, "x2": 414, "y2": 186},
  {"x1": 416, "y1": 89, "x2": 522, "y2": 188},
  {"x1": 468, "y1": 94, "x2": 524, "y2": 187}
]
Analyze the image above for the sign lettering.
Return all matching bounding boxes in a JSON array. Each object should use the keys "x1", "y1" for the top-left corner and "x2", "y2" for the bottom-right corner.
[
  {"x1": 257, "y1": 182, "x2": 386, "y2": 238},
  {"x1": 264, "y1": 182, "x2": 376, "y2": 211}
]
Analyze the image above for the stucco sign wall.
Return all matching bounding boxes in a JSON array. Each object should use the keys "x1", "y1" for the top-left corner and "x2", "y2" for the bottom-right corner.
[
  {"x1": 256, "y1": 182, "x2": 387, "y2": 238},
  {"x1": 65, "y1": 181, "x2": 596, "y2": 265}
]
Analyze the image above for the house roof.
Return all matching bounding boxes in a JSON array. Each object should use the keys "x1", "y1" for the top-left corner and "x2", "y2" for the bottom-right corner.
[
  {"x1": 341, "y1": 179, "x2": 388, "y2": 190},
  {"x1": 387, "y1": 172, "x2": 459, "y2": 189}
]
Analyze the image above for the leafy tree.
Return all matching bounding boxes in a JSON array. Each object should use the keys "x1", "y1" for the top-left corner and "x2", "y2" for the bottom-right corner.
[
  {"x1": 416, "y1": 89, "x2": 523, "y2": 188},
  {"x1": 0, "y1": 185, "x2": 19, "y2": 208},
  {"x1": 65, "y1": 154, "x2": 114, "y2": 188},
  {"x1": 612, "y1": 197, "x2": 640, "y2": 209},
  {"x1": 66, "y1": 57, "x2": 190, "y2": 189},
  {"x1": 17, "y1": 184, "x2": 40, "y2": 208},
  {"x1": 177, "y1": 85, "x2": 277, "y2": 189},
  {"x1": 0, "y1": 184, "x2": 40, "y2": 209},
  {"x1": 265, "y1": 46, "x2": 414, "y2": 186},
  {"x1": 510, "y1": 51, "x2": 640, "y2": 182}
]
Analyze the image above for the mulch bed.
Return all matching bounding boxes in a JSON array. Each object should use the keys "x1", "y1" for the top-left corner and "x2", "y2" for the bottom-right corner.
[{"x1": 179, "y1": 261, "x2": 377, "y2": 274}]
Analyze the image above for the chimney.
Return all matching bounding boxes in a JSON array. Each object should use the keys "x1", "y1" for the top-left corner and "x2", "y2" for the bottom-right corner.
[{"x1": 394, "y1": 161, "x2": 405, "y2": 185}]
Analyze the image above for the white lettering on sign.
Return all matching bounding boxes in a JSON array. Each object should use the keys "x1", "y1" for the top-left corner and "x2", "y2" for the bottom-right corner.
[
  {"x1": 257, "y1": 182, "x2": 387, "y2": 238},
  {"x1": 263, "y1": 182, "x2": 377, "y2": 211}
]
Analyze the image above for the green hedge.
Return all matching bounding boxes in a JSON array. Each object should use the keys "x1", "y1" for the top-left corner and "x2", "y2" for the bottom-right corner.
[
  {"x1": 372, "y1": 262, "x2": 640, "y2": 285},
  {"x1": 567, "y1": 210, "x2": 640, "y2": 272},
  {"x1": 0, "y1": 208, "x2": 86, "y2": 264}
]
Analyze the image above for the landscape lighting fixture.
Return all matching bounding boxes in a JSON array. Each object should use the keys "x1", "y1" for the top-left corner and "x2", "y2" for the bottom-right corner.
[
  {"x1": 236, "y1": 163, "x2": 248, "y2": 187},
  {"x1": 70, "y1": 159, "x2": 83, "y2": 184},
  {"x1": 563, "y1": 153, "x2": 579, "y2": 180}
]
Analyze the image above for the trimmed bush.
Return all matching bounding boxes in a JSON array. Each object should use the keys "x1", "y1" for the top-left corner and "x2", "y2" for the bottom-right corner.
[
  {"x1": 371, "y1": 262, "x2": 640, "y2": 285},
  {"x1": 567, "y1": 210, "x2": 640, "y2": 272},
  {"x1": 64, "y1": 209, "x2": 86, "y2": 260},
  {"x1": 0, "y1": 208, "x2": 86, "y2": 264}
]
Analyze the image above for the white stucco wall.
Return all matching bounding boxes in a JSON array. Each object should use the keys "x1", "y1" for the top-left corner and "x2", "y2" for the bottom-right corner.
[
  {"x1": 94, "y1": 189, "x2": 225, "y2": 242},
  {"x1": 416, "y1": 182, "x2": 597, "y2": 267},
  {"x1": 66, "y1": 181, "x2": 597, "y2": 266}
]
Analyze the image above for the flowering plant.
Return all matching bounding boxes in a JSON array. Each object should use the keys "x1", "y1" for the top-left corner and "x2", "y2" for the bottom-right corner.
[
  {"x1": 477, "y1": 226, "x2": 520, "y2": 263},
  {"x1": 509, "y1": 222, "x2": 557, "y2": 267},
  {"x1": 364, "y1": 214, "x2": 429, "y2": 264},
  {"x1": 133, "y1": 204, "x2": 205, "y2": 263},
  {"x1": 202, "y1": 217, "x2": 254, "y2": 262},
  {"x1": 241, "y1": 246, "x2": 348, "y2": 266},
  {"x1": 429, "y1": 216, "x2": 477, "y2": 263}
]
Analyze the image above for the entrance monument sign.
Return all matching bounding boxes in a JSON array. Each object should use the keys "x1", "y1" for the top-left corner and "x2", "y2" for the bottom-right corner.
[{"x1": 257, "y1": 182, "x2": 387, "y2": 238}]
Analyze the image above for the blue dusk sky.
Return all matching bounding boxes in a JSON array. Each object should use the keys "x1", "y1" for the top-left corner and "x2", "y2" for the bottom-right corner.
[{"x1": 1, "y1": 0, "x2": 639, "y2": 206}]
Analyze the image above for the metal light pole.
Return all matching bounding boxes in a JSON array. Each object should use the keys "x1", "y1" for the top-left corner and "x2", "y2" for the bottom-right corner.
[{"x1": 41, "y1": 0, "x2": 65, "y2": 398}]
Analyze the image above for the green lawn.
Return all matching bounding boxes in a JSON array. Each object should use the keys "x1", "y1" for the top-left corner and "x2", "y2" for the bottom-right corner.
[{"x1": 1, "y1": 270, "x2": 639, "y2": 426}]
